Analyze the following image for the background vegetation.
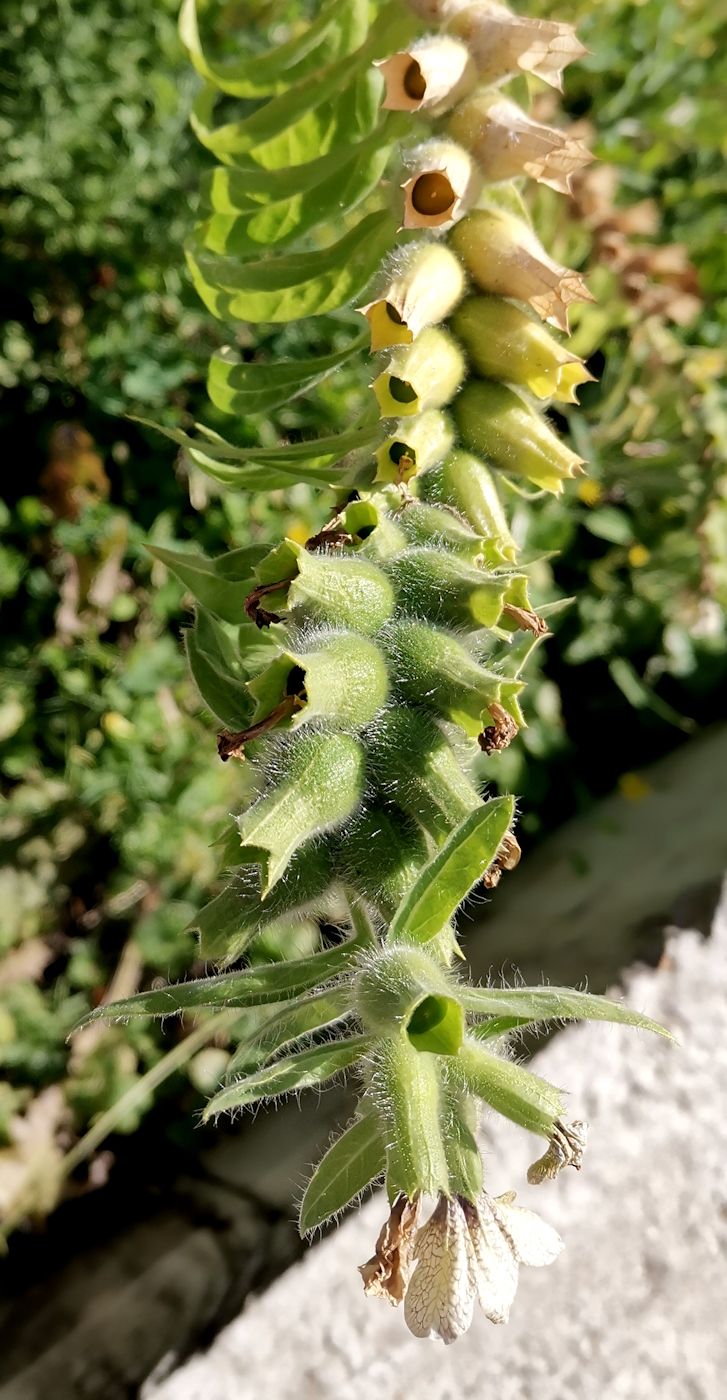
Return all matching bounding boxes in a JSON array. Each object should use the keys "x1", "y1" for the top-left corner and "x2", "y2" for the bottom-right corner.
[{"x1": 0, "y1": 0, "x2": 725, "y2": 1223}]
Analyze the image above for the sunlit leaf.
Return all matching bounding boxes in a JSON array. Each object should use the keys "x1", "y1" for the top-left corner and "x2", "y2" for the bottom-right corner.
[
  {"x1": 299, "y1": 1109, "x2": 386, "y2": 1233},
  {"x1": 199, "y1": 120, "x2": 406, "y2": 257},
  {"x1": 179, "y1": 0, "x2": 366, "y2": 99},
  {"x1": 207, "y1": 333, "x2": 368, "y2": 418},
  {"x1": 130, "y1": 415, "x2": 382, "y2": 491},
  {"x1": 147, "y1": 543, "x2": 266, "y2": 624},
  {"x1": 388, "y1": 799, "x2": 515, "y2": 945},
  {"x1": 186, "y1": 210, "x2": 398, "y2": 323},
  {"x1": 462, "y1": 986, "x2": 673, "y2": 1039},
  {"x1": 203, "y1": 1035, "x2": 372, "y2": 1117}
]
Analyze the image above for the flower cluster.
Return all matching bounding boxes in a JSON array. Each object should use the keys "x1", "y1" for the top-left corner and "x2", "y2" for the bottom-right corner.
[{"x1": 84, "y1": 0, "x2": 672, "y2": 1344}]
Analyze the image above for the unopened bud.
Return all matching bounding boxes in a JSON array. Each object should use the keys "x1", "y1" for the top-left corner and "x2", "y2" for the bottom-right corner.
[
  {"x1": 401, "y1": 139, "x2": 482, "y2": 231},
  {"x1": 448, "y1": 91, "x2": 593, "y2": 194},
  {"x1": 247, "y1": 634, "x2": 389, "y2": 734},
  {"x1": 421, "y1": 449, "x2": 517, "y2": 562},
  {"x1": 388, "y1": 547, "x2": 533, "y2": 631},
  {"x1": 451, "y1": 296, "x2": 594, "y2": 404},
  {"x1": 362, "y1": 242, "x2": 466, "y2": 353},
  {"x1": 397, "y1": 499, "x2": 493, "y2": 565},
  {"x1": 238, "y1": 730, "x2": 366, "y2": 893},
  {"x1": 367, "y1": 706, "x2": 482, "y2": 843},
  {"x1": 450, "y1": 207, "x2": 594, "y2": 332},
  {"x1": 384, "y1": 620, "x2": 525, "y2": 736},
  {"x1": 373, "y1": 327, "x2": 466, "y2": 419},
  {"x1": 454, "y1": 380, "x2": 586, "y2": 493},
  {"x1": 375, "y1": 409, "x2": 454, "y2": 484},
  {"x1": 377, "y1": 35, "x2": 476, "y2": 116},
  {"x1": 446, "y1": 2, "x2": 588, "y2": 92}
]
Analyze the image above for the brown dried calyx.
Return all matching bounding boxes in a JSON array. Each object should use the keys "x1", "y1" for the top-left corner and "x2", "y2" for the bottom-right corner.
[
  {"x1": 527, "y1": 1118, "x2": 589, "y2": 1184},
  {"x1": 501, "y1": 603, "x2": 549, "y2": 638},
  {"x1": 448, "y1": 92, "x2": 593, "y2": 195},
  {"x1": 444, "y1": 1, "x2": 588, "y2": 93},
  {"x1": 359, "y1": 1193, "x2": 421, "y2": 1305},
  {"x1": 217, "y1": 694, "x2": 304, "y2": 762},
  {"x1": 478, "y1": 701, "x2": 519, "y2": 755},
  {"x1": 481, "y1": 828, "x2": 521, "y2": 888},
  {"x1": 244, "y1": 577, "x2": 295, "y2": 628}
]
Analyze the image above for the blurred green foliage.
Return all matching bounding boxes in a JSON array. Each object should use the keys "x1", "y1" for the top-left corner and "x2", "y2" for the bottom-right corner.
[{"x1": 0, "y1": 0, "x2": 725, "y2": 1217}]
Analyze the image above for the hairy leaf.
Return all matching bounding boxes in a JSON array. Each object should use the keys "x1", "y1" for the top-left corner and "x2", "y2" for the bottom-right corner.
[
  {"x1": 226, "y1": 987, "x2": 353, "y2": 1079},
  {"x1": 462, "y1": 986, "x2": 673, "y2": 1039},
  {"x1": 299, "y1": 1110, "x2": 386, "y2": 1233},
  {"x1": 455, "y1": 1042, "x2": 564, "y2": 1138},
  {"x1": 73, "y1": 938, "x2": 362, "y2": 1027},
  {"x1": 147, "y1": 543, "x2": 266, "y2": 624},
  {"x1": 185, "y1": 607, "x2": 252, "y2": 730},
  {"x1": 203, "y1": 1035, "x2": 372, "y2": 1117},
  {"x1": 388, "y1": 798, "x2": 515, "y2": 946}
]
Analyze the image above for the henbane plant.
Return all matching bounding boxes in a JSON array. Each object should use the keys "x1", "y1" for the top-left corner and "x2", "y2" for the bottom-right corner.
[{"x1": 78, "y1": 0, "x2": 672, "y2": 1343}]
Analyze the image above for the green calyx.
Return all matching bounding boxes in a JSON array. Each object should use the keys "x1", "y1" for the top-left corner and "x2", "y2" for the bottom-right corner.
[
  {"x1": 247, "y1": 632, "x2": 389, "y2": 732},
  {"x1": 383, "y1": 620, "x2": 525, "y2": 736},
  {"x1": 238, "y1": 728, "x2": 366, "y2": 893}
]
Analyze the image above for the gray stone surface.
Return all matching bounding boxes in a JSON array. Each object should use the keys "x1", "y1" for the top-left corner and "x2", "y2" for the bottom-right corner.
[
  {"x1": 146, "y1": 884, "x2": 727, "y2": 1400},
  {"x1": 465, "y1": 722, "x2": 727, "y2": 989}
]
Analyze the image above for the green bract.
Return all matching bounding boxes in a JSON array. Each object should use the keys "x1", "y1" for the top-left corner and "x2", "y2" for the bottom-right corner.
[{"x1": 88, "y1": 0, "x2": 673, "y2": 1276}]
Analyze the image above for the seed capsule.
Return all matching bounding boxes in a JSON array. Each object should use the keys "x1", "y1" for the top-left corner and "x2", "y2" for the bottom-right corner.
[
  {"x1": 452, "y1": 296, "x2": 595, "y2": 404},
  {"x1": 375, "y1": 409, "x2": 455, "y2": 485},
  {"x1": 238, "y1": 730, "x2": 366, "y2": 893},
  {"x1": 450, "y1": 206, "x2": 594, "y2": 332},
  {"x1": 401, "y1": 139, "x2": 482, "y2": 231},
  {"x1": 377, "y1": 35, "x2": 476, "y2": 116},
  {"x1": 421, "y1": 449, "x2": 517, "y2": 561},
  {"x1": 362, "y1": 242, "x2": 466, "y2": 353},
  {"x1": 448, "y1": 91, "x2": 593, "y2": 194},
  {"x1": 373, "y1": 327, "x2": 466, "y2": 419},
  {"x1": 453, "y1": 380, "x2": 586, "y2": 493}
]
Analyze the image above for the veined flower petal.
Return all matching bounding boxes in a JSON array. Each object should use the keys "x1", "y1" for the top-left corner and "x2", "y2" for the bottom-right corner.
[{"x1": 404, "y1": 1196, "x2": 478, "y2": 1343}]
